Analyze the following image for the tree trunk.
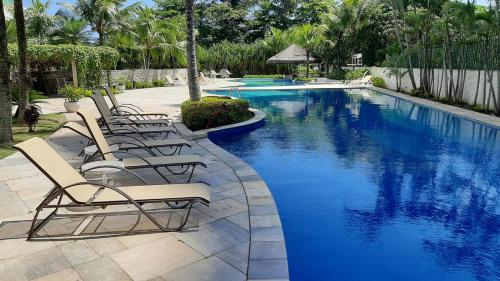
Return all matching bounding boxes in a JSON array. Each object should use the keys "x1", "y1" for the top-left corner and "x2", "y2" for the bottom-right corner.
[
  {"x1": 0, "y1": 0, "x2": 13, "y2": 144},
  {"x1": 306, "y1": 51, "x2": 310, "y2": 78},
  {"x1": 185, "y1": 0, "x2": 201, "y2": 101},
  {"x1": 13, "y1": 0, "x2": 28, "y2": 123}
]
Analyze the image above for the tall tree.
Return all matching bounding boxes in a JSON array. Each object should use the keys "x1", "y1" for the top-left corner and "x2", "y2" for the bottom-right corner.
[
  {"x1": 185, "y1": 0, "x2": 201, "y2": 101},
  {"x1": 72, "y1": 0, "x2": 136, "y2": 45},
  {"x1": 25, "y1": 0, "x2": 54, "y2": 44},
  {"x1": 13, "y1": 0, "x2": 29, "y2": 122},
  {"x1": 291, "y1": 24, "x2": 324, "y2": 77},
  {"x1": 0, "y1": 0, "x2": 13, "y2": 144}
]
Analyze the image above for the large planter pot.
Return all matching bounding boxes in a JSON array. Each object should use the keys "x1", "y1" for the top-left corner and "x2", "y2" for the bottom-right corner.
[
  {"x1": 117, "y1": 84, "x2": 126, "y2": 93},
  {"x1": 64, "y1": 101, "x2": 80, "y2": 113}
]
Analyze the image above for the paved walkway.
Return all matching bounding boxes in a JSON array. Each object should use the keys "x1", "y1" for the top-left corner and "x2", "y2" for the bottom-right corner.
[{"x1": 0, "y1": 79, "x2": 287, "y2": 281}]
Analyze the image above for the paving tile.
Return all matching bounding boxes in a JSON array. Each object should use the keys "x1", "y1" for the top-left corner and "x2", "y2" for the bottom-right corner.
[
  {"x1": 215, "y1": 242, "x2": 249, "y2": 273},
  {"x1": 75, "y1": 256, "x2": 132, "y2": 281},
  {"x1": 86, "y1": 237, "x2": 126, "y2": 256},
  {"x1": 249, "y1": 204, "x2": 279, "y2": 216},
  {"x1": 248, "y1": 259, "x2": 289, "y2": 280},
  {"x1": 250, "y1": 242, "x2": 287, "y2": 260},
  {"x1": 245, "y1": 188, "x2": 272, "y2": 197},
  {"x1": 111, "y1": 236, "x2": 203, "y2": 281},
  {"x1": 58, "y1": 241, "x2": 99, "y2": 266},
  {"x1": 247, "y1": 196, "x2": 275, "y2": 206},
  {"x1": 250, "y1": 215, "x2": 282, "y2": 227},
  {"x1": 31, "y1": 268, "x2": 82, "y2": 281},
  {"x1": 117, "y1": 232, "x2": 171, "y2": 249},
  {"x1": 251, "y1": 227, "x2": 285, "y2": 242},
  {"x1": 242, "y1": 181, "x2": 268, "y2": 189},
  {"x1": 175, "y1": 219, "x2": 248, "y2": 257},
  {"x1": 0, "y1": 238, "x2": 55, "y2": 260},
  {"x1": 196, "y1": 198, "x2": 247, "y2": 220},
  {"x1": 226, "y1": 211, "x2": 249, "y2": 230},
  {"x1": 162, "y1": 256, "x2": 245, "y2": 281},
  {"x1": 12, "y1": 246, "x2": 72, "y2": 281}
]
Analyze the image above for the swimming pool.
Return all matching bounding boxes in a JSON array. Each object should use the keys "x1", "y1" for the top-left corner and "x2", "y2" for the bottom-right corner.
[
  {"x1": 238, "y1": 78, "x2": 305, "y2": 87},
  {"x1": 209, "y1": 88, "x2": 500, "y2": 281}
]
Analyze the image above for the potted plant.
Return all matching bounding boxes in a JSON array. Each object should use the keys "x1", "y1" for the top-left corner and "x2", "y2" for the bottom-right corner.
[
  {"x1": 59, "y1": 85, "x2": 83, "y2": 113},
  {"x1": 116, "y1": 76, "x2": 127, "y2": 93}
]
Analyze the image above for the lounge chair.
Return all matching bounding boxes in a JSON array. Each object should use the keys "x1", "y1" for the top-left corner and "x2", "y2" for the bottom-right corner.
[
  {"x1": 219, "y1": 69, "x2": 232, "y2": 79},
  {"x1": 14, "y1": 137, "x2": 210, "y2": 240},
  {"x1": 349, "y1": 74, "x2": 372, "y2": 85},
  {"x1": 103, "y1": 87, "x2": 170, "y2": 120},
  {"x1": 77, "y1": 109, "x2": 207, "y2": 183},
  {"x1": 166, "y1": 74, "x2": 181, "y2": 86},
  {"x1": 175, "y1": 74, "x2": 187, "y2": 85},
  {"x1": 91, "y1": 90, "x2": 172, "y2": 128},
  {"x1": 63, "y1": 121, "x2": 191, "y2": 157},
  {"x1": 90, "y1": 94, "x2": 177, "y2": 140},
  {"x1": 198, "y1": 72, "x2": 212, "y2": 84},
  {"x1": 209, "y1": 70, "x2": 219, "y2": 79}
]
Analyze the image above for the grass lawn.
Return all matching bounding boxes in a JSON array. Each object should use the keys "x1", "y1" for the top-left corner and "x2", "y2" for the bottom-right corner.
[{"x1": 0, "y1": 113, "x2": 66, "y2": 159}]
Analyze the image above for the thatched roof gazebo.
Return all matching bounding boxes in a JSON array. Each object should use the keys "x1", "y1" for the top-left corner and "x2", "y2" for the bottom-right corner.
[
  {"x1": 266, "y1": 44, "x2": 316, "y2": 77},
  {"x1": 266, "y1": 44, "x2": 316, "y2": 65}
]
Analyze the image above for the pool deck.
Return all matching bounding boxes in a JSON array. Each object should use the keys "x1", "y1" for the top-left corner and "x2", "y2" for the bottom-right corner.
[{"x1": 1, "y1": 79, "x2": 498, "y2": 281}]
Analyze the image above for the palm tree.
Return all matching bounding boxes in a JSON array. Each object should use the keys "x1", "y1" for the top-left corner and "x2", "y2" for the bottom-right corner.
[
  {"x1": 71, "y1": 0, "x2": 137, "y2": 45},
  {"x1": 50, "y1": 16, "x2": 90, "y2": 44},
  {"x1": 0, "y1": 0, "x2": 13, "y2": 144},
  {"x1": 132, "y1": 6, "x2": 186, "y2": 70},
  {"x1": 13, "y1": 0, "x2": 29, "y2": 123},
  {"x1": 291, "y1": 23, "x2": 324, "y2": 77},
  {"x1": 25, "y1": 0, "x2": 54, "y2": 44},
  {"x1": 184, "y1": 0, "x2": 200, "y2": 101}
]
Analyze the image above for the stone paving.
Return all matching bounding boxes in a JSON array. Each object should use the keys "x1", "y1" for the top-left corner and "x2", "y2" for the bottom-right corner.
[{"x1": 0, "y1": 79, "x2": 288, "y2": 281}]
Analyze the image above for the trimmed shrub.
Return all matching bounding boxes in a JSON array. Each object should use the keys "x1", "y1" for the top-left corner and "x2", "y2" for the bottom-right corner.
[
  {"x1": 327, "y1": 69, "x2": 346, "y2": 80},
  {"x1": 58, "y1": 85, "x2": 92, "y2": 101},
  {"x1": 345, "y1": 68, "x2": 370, "y2": 80},
  {"x1": 243, "y1": 74, "x2": 284, "y2": 79},
  {"x1": 371, "y1": 76, "x2": 386, "y2": 88},
  {"x1": 181, "y1": 96, "x2": 254, "y2": 131},
  {"x1": 295, "y1": 77, "x2": 314, "y2": 82}
]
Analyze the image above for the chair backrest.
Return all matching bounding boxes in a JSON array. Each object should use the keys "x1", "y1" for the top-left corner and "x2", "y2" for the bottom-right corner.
[
  {"x1": 90, "y1": 90, "x2": 114, "y2": 130},
  {"x1": 77, "y1": 109, "x2": 118, "y2": 161},
  {"x1": 63, "y1": 122, "x2": 92, "y2": 140},
  {"x1": 14, "y1": 138, "x2": 100, "y2": 203},
  {"x1": 103, "y1": 87, "x2": 120, "y2": 110},
  {"x1": 175, "y1": 74, "x2": 185, "y2": 83},
  {"x1": 165, "y1": 75, "x2": 175, "y2": 84}
]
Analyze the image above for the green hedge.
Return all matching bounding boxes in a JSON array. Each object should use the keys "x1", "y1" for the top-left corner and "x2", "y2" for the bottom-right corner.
[
  {"x1": 8, "y1": 44, "x2": 119, "y2": 88},
  {"x1": 181, "y1": 96, "x2": 254, "y2": 131},
  {"x1": 345, "y1": 68, "x2": 370, "y2": 80},
  {"x1": 243, "y1": 74, "x2": 284, "y2": 79},
  {"x1": 371, "y1": 76, "x2": 386, "y2": 88}
]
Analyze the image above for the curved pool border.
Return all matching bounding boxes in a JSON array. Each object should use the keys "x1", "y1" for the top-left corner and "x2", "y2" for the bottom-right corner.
[{"x1": 174, "y1": 109, "x2": 289, "y2": 281}]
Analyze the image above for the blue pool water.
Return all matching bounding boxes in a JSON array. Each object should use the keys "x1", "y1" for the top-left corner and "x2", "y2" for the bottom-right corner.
[
  {"x1": 238, "y1": 78, "x2": 305, "y2": 87},
  {"x1": 209, "y1": 89, "x2": 500, "y2": 281}
]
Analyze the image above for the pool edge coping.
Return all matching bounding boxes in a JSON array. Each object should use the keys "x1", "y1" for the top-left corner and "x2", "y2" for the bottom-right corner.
[
  {"x1": 173, "y1": 110, "x2": 290, "y2": 281},
  {"x1": 369, "y1": 86, "x2": 500, "y2": 129}
]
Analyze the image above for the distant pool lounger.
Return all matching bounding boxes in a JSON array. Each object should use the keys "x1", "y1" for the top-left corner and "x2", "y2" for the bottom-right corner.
[
  {"x1": 77, "y1": 109, "x2": 208, "y2": 183},
  {"x1": 91, "y1": 90, "x2": 171, "y2": 127},
  {"x1": 102, "y1": 87, "x2": 170, "y2": 120},
  {"x1": 14, "y1": 137, "x2": 210, "y2": 240}
]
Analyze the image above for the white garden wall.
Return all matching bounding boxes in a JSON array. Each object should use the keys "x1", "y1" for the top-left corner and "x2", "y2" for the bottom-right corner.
[{"x1": 369, "y1": 67, "x2": 499, "y2": 110}]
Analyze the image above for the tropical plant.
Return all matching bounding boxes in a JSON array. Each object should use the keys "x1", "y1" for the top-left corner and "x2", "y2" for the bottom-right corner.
[
  {"x1": 290, "y1": 23, "x2": 325, "y2": 77},
  {"x1": 0, "y1": 0, "x2": 12, "y2": 144},
  {"x1": 25, "y1": 0, "x2": 54, "y2": 44},
  {"x1": 23, "y1": 104, "x2": 41, "y2": 132},
  {"x1": 131, "y1": 6, "x2": 186, "y2": 70},
  {"x1": 50, "y1": 16, "x2": 90, "y2": 44},
  {"x1": 70, "y1": 0, "x2": 137, "y2": 45}
]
